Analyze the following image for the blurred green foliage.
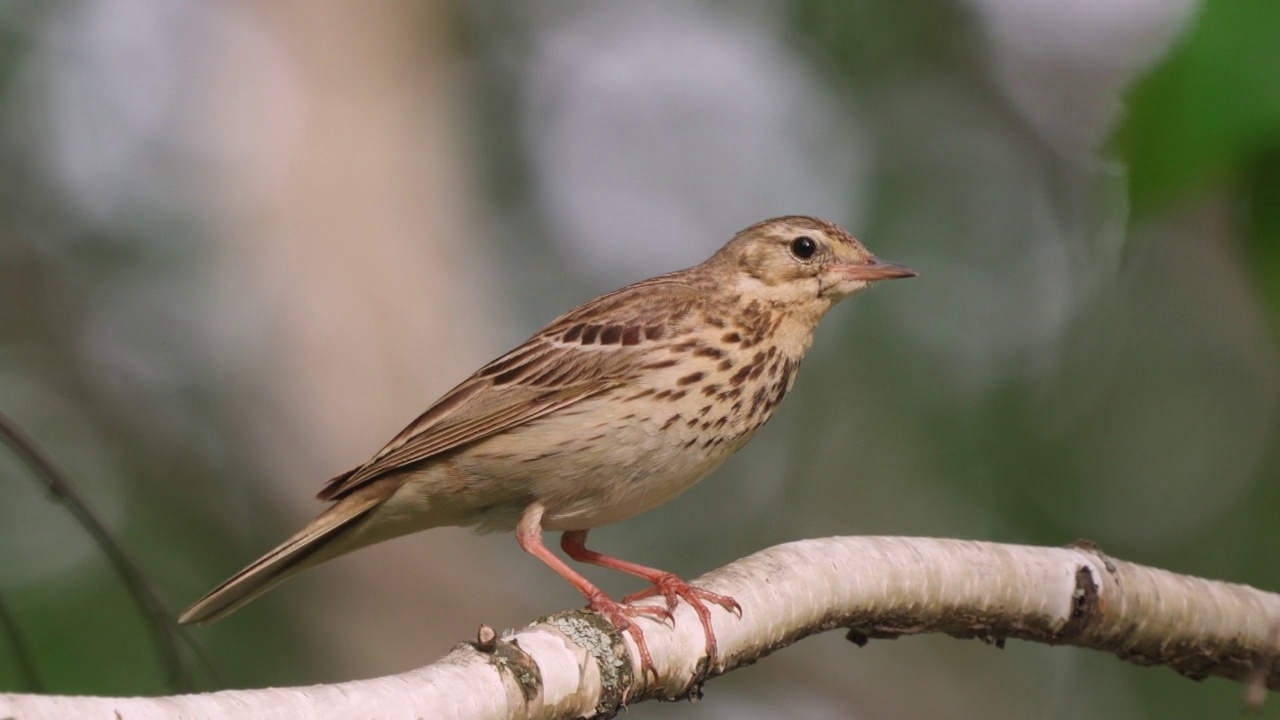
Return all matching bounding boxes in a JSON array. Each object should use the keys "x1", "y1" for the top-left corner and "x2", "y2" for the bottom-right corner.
[
  {"x1": 1121, "y1": 0, "x2": 1280, "y2": 328},
  {"x1": 1119, "y1": 0, "x2": 1280, "y2": 579}
]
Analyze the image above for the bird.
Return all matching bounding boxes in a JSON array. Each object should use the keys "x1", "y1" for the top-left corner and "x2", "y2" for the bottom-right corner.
[{"x1": 179, "y1": 215, "x2": 915, "y2": 678}]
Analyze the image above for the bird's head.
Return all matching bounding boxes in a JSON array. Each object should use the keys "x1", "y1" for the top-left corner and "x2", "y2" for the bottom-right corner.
[{"x1": 709, "y1": 216, "x2": 915, "y2": 318}]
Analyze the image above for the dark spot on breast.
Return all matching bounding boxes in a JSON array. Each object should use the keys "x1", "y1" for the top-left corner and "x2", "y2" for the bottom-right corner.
[
  {"x1": 766, "y1": 346, "x2": 777, "y2": 359},
  {"x1": 643, "y1": 358, "x2": 679, "y2": 370},
  {"x1": 722, "y1": 332, "x2": 742, "y2": 343},
  {"x1": 677, "y1": 371, "x2": 705, "y2": 386},
  {"x1": 644, "y1": 325, "x2": 665, "y2": 340},
  {"x1": 778, "y1": 359, "x2": 797, "y2": 387},
  {"x1": 626, "y1": 388, "x2": 656, "y2": 400},
  {"x1": 729, "y1": 365, "x2": 753, "y2": 386},
  {"x1": 694, "y1": 346, "x2": 725, "y2": 359},
  {"x1": 704, "y1": 316, "x2": 726, "y2": 328},
  {"x1": 718, "y1": 358, "x2": 734, "y2": 371},
  {"x1": 686, "y1": 417, "x2": 699, "y2": 428},
  {"x1": 767, "y1": 361, "x2": 780, "y2": 378},
  {"x1": 669, "y1": 390, "x2": 687, "y2": 400},
  {"x1": 740, "y1": 327, "x2": 769, "y2": 348},
  {"x1": 749, "y1": 364, "x2": 765, "y2": 381},
  {"x1": 562, "y1": 323, "x2": 586, "y2": 343},
  {"x1": 750, "y1": 385, "x2": 770, "y2": 415},
  {"x1": 581, "y1": 325, "x2": 601, "y2": 344},
  {"x1": 768, "y1": 382, "x2": 788, "y2": 410},
  {"x1": 621, "y1": 326, "x2": 643, "y2": 345},
  {"x1": 701, "y1": 384, "x2": 721, "y2": 396},
  {"x1": 699, "y1": 404, "x2": 712, "y2": 416},
  {"x1": 661, "y1": 414, "x2": 682, "y2": 430},
  {"x1": 714, "y1": 416, "x2": 728, "y2": 429},
  {"x1": 600, "y1": 325, "x2": 623, "y2": 345},
  {"x1": 700, "y1": 420, "x2": 712, "y2": 431}
]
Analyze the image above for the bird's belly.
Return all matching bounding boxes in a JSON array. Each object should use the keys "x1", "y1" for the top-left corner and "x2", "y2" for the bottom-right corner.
[{"x1": 456, "y1": 391, "x2": 762, "y2": 532}]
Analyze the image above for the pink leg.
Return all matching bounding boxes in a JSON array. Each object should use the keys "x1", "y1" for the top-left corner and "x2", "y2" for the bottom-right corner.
[
  {"x1": 516, "y1": 506, "x2": 664, "y2": 681},
  {"x1": 561, "y1": 529, "x2": 741, "y2": 666}
]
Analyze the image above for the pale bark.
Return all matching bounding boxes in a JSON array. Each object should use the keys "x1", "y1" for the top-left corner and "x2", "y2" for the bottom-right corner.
[{"x1": 3, "y1": 536, "x2": 1277, "y2": 719}]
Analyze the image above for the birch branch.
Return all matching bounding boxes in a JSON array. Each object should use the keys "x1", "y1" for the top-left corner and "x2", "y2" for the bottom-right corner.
[{"x1": 3, "y1": 536, "x2": 1277, "y2": 719}]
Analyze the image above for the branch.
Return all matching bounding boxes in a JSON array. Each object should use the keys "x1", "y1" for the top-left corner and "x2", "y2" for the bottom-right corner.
[{"x1": 2, "y1": 537, "x2": 1277, "y2": 719}]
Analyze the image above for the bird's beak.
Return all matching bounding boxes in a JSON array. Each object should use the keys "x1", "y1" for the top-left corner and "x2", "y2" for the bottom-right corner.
[{"x1": 828, "y1": 257, "x2": 917, "y2": 282}]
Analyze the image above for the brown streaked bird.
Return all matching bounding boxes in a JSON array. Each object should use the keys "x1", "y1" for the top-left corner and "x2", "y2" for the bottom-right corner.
[{"x1": 179, "y1": 216, "x2": 914, "y2": 677}]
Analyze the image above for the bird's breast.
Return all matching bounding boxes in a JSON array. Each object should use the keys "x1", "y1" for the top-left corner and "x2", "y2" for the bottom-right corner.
[{"x1": 459, "y1": 331, "x2": 805, "y2": 531}]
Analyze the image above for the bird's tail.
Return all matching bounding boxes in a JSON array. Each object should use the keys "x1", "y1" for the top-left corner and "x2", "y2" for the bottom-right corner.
[{"x1": 178, "y1": 490, "x2": 388, "y2": 625}]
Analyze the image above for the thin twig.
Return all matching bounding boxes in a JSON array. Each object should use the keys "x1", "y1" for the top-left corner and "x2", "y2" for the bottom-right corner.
[
  {"x1": 0, "y1": 588, "x2": 43, "y2": 692},
  {"x1": 0, "y1": 410, "x2": 222, "y2": 690}
]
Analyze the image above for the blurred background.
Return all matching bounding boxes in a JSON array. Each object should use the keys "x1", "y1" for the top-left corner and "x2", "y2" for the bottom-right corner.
[{"x1": 1, "y1": 0, "x2": 1278, "y2": 717}]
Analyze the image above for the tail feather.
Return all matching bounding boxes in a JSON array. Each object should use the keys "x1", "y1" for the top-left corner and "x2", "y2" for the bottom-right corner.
[{"x1": 178, "y1": 492, "x2": 387, "y2": 625}]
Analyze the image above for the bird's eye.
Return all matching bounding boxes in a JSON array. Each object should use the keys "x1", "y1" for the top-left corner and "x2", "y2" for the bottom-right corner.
[{"x1": 790, "y1": 236, "x2": 817, "y2": 260}]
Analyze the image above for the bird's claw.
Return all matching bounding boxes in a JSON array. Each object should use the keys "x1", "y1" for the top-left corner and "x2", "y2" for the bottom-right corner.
[
  {"x1": 585, "y1": 596, "x2": 662, "y2": 683},
  {"x1": 624, "y1": 574, "x2": 740, "y2": 665},
  {"x1": 626, "y1": 602, "x2": 675, "y2": 624}
]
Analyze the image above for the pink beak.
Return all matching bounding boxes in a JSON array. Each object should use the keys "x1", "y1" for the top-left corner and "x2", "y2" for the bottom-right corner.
[{"x1": 830, "y1": 257, "x2": 917, "y2": 282}]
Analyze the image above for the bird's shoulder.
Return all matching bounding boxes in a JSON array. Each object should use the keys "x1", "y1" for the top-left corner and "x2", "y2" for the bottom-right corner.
[{"x1": 536, "y1": 272, "x2": 709, "y2": 342}]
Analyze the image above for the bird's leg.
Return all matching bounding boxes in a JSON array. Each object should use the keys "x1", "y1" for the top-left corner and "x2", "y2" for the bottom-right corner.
[
  {"x1": 560, "y1": 529, "x2": 741, "y2": 667},
  {"x1": 515, "y1": 505, "x2": 664, "y2": 681}
]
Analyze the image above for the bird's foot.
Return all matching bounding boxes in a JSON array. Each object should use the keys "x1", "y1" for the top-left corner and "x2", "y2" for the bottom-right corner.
[
  {"x1": 624, "y1": 574, "x2": 741, "y2": 666},
  {"x1": 584, "y1": 593, "x2": 668, "y2": 683}
]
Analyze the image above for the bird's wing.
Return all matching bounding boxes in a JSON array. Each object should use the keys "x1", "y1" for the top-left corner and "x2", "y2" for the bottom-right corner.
[{"x1": 317, "y1": 277, "x2": 701, "y2": 501}]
